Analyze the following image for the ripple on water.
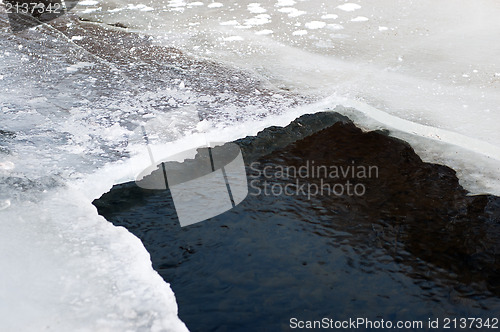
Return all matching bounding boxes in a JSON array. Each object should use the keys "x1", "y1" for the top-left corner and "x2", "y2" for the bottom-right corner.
[{"x1": 95, "y1": 113, "x2": 500, "y2": 331}]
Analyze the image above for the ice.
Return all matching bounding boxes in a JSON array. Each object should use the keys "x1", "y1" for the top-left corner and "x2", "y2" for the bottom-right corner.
[
  {"x1": 81, "y1": 7, "x2": 100, "y2": 13},
  {"x1": 220, "y1": 20, "x2": 239, "y2": 26},
  {"x1": 207, "y1": 2, "x2": 223, "y2": 8},
  {"x1": 247, "y1": 3, "x2": 267, "y2": 14},
  {"x1": 321, "y1": 14, "x2": 338, "y2": 19},
  {"x1": 336, "y1": 3, "x2": 361, "y2": 12},
  {"x1": 123, "y1": 3, "x2": 154, "y2": 11},
  {"x1": 351, "y1": 16, "x2": 368, "y2": 22},
  {"x1": 244, "y1": 14, "x2": 271, "y2": 26},
  {"x1": 222, "y1": 36, "x2": 244, "y2": 41},
  {"x1": 292, "y1": 30, "x2": 307, "y2": 36},
  {"x1": 84, "y1": 0, "x2": 500, "y2": 195},
  {"x1": 2, "y1": 0, "x2": 500, "y2": 329},
  {"x1": 255, "y1": 29, "x2": 273, "y2": 35},
  {"x1": 79, "y1": 0, "x2": 99, "y2": 5},
  {"x1": 0, "y1": 191, "x2": 188, "y2": 332},
  {"x1": 168, "y1": 0, "x2": 186, "y2": 8},
  {"x1": 0, "y1": 161, "x2": 14, "y2": 170},
  {"x1": 0, "y1": 199, "x2": 10, "y2": 210},
  {"x1": 327, "y1": 23, "x2": 344, "y2": 30},
  {"x1": 305, "y1": 21, "x2": 326, "y2": 29},
  {"x1": 282, "y1": 8, "x2": 306, "y2": 17},
  {"x1": 0, "y1": 13, "x2": 191, "y2": 331},
  {"x1": 275, "y1": 0, "x2": 296, "y2": 6},
  {"x1": 66, "y1": 61, "x2": 93, "y2": 73},
  {"x1": 0, "y1": 7, "x2": 314, "y2": 328}
]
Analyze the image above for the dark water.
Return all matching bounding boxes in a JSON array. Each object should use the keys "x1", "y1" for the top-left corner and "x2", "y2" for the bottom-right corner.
[{"x1": 94, "y1": 113, "x2": 500, "y2": 331}]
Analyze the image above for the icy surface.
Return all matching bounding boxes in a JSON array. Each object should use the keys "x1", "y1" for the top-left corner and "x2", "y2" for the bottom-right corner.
[
  {"x1": 0, "y1": 12, "x2": 194, "y2": 331},
  {"x1": 75, "y1": 0, "x2": 500, "y2": 194},
  {"x1": 1, "y1": 0, "x2": 500, "y2": 329},
  {"x1": 0, "y1": 7, "x2": 305, "y2": 330}
]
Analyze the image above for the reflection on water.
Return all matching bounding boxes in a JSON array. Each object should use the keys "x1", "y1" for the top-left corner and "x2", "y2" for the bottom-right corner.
[{"x1": 95, "y1": 113, "x2": 500, "y2": 331}]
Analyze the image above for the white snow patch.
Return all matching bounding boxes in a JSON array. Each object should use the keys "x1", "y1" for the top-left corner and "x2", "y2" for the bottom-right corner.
[
  {"x1": 255, "y1": 29, "x2": 273, "y2": 35},
  {"x1": 127, "y1": 4, "x2": 154, "y2": 11},
  {"x1": 278, "y1": 7, "x2": 306, "y2": 17},
  {"x1": 66, "y1": 62, "x2": 93, "y2": 73},
  {"x1": 168, "y1": 0, "x2": 186, "y2": 8},
  {"x1": 223, "y1": 36, "x2": 244, "y2": 41},
  {"x1": 289, "y1": 9, "x2": 306, "y2": 17},
  {"x1": 321, "y1": 14, "x2": 338, "y2": 19},
  {"x1": 327, "y1": 23, "x2": 344, "y2": 30},
  {"x1": 208, "y1": 2, "x2": 223, "y2": 8},
  {"x1": 276, "y1": 0, "x2": 296, "y2": 6},
  {"x1": 79, "y1": 0, "x2": 98, "y2": 5},
  {"x1": 220, "y1": 20, "x2": 239, "y2": 26},
  {"x1": 248, "y1": 3, "x2": 267, "y2": 13},
  {"x1": 81, "y1": 8, "x2": 100, "y2": 13},
  {"x1": 0, "y1": 199, "x2": 10, "y2": 211},
  {"x1": 0, "y1": 161, "x2": 15, "y2": 171},
  {"x1": 244, "y1": 14, "x2": 271, "y2": 26},
  {"x1": 337, "y1": 3, "x2": 361, "y2": 12},
  {"x1": 305, "y1": 21, "x2": 326, "y2": 29},
  {"x1": 351, "y1": 16, "x2": 369, "y2": 22}
]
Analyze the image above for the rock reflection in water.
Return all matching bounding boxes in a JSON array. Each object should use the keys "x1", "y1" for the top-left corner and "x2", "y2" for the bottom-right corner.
[{"x1": 94, "y1": 112, "x2": 500, "y2": 332}]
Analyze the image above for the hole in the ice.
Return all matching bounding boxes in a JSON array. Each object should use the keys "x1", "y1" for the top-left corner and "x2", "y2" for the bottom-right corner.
[{"x1": 94, "y1": 112, "x2": 500, "y2": 331}]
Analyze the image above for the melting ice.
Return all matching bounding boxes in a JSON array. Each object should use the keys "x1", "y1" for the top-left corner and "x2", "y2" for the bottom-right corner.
[{"x1": 1, "y1": 0, "x2": 500, "y2": 330}]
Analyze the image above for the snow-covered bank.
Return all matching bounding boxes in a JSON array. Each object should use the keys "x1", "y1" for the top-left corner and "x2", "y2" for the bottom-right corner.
[{"x1": 0, "y1": 13, "x2": 194, "y2": 331}]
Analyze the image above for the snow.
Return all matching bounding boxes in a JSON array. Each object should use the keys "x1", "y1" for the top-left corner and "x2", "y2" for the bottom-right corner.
[
  {"x1": 305, "y1": 21, "x2": 326, "y2": 29},
  {"x1": 255, "y1": 29, "x2": 273, "y2": 35},
  {"x1": 223, "y1": 36, "x2": 244, "y2": 41},
  {"x1": 276, "y1": 0, "x2": 296, "y2": 6},
  {"x1": 207, "y1": 2, "x2": 223, "y2": 8},
  {"x1": 244, "y1": 14, "x2": 271, "y2": 26},
  {"x1": 336, "y1": 3, "x2": 362, "y2": 12},
  {"x1": 79, "y1": 0, "x2": 99, "y2": 5},
  {"x1": 292, "y1": 30, "x2": 307, "y2": 36},
  {"x1": 321, "y1": 14, "x2": 338, "y2": 19},
  {"x1": 0, "y1": 14, "x2": 189, "y2": 331},
  {"x1": 247, "y1": 3, "x2": 267, "y2": 14},
  {"x1": 220, "y1": 20, "x2": 239, "y2": 26},
  {"x1": 351, "y1": 16, "x2": 369, "y2": 22}
]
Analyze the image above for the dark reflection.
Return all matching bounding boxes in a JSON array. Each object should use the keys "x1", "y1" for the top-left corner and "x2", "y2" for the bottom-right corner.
[{"x1": 94, "y1": 112, "x2": 500, "y2": 332}]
